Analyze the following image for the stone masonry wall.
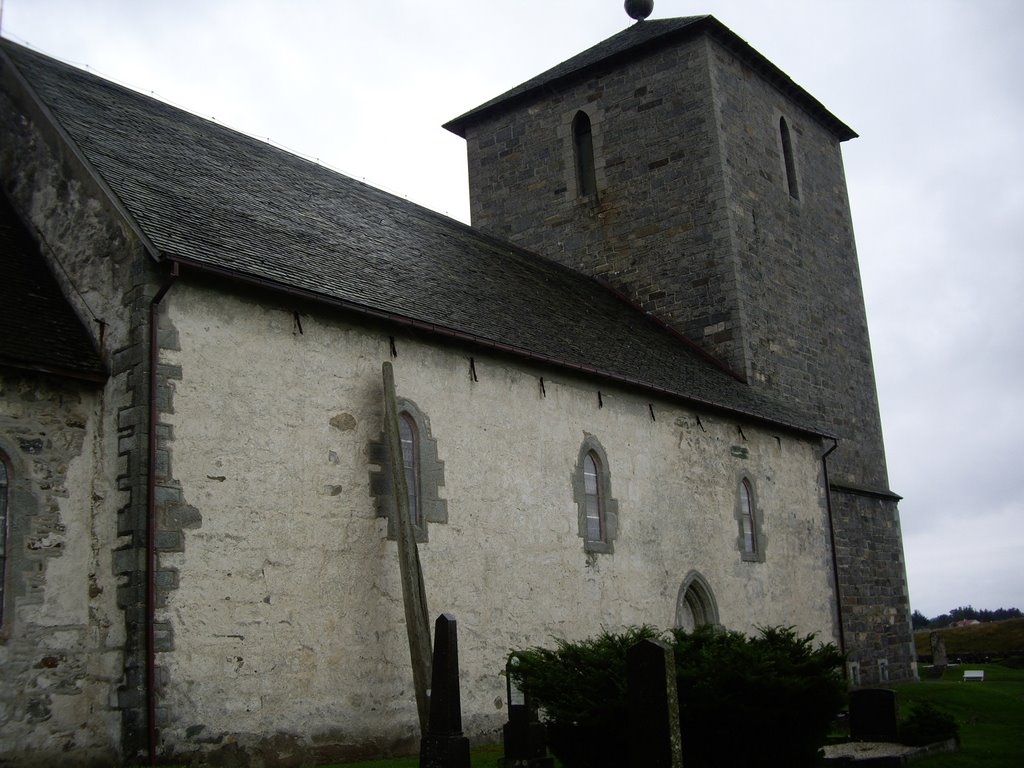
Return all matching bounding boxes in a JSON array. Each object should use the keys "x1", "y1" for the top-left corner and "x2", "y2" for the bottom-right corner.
[
  {"x1": 830, "y1": 489, "x2": 916, "y2": 683},
  {"x1": 154, "y1": 280, "x2": 838, "y2": 764},
  {"x1": 0, "y1": 373, "x2": 119, "y2": 766},
  {"x1": 464, "y1": 35, "x2": 748, "y2": 376},
  {"x1": 706, "y1": 39, "x2": 887, "y2": 489},
  {"x1": 1, "y1": 59, "x2": 174, "y2": 762},
  {"x1": 703, "y1": 41, "x2": 914, "y2": 678}
]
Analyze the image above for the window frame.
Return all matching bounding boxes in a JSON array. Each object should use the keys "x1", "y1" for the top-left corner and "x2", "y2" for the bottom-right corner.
[
  {"x1": 398, "y1": 411, "x2": 422, "y2": 531},
  {"x1": 735, "y1": 474, "x2": 766, "y2": 562},
  {"x1": 572, "y1": 110, "x2": 598, "y2": 198},
  {"x1": 847, "y1": 661, "x2": 862, "y2": 687},
  {"x1": 573, "y1": 435, "x2": 618, "y2": 554},
  {"x1": 368, "y1": 397, "x2": 447, "y2": 543},
  {"x1": 582, "y1": 450, "x2": 604, "y2": 544}
]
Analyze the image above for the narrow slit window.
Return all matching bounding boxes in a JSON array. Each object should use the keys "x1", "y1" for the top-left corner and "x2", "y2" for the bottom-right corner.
[
  {"x1": 583, "y1": 451, "x2": 603, "y2": 543},
  {"x1": 780, "y1": 116, "x2": 799, "y2": 199},
  {"x1": 573, "y1": 111, "x2": 597, "y2": 197},
  {"x1": 399, "y1": 412, "x2": 421, "y2": 529}
]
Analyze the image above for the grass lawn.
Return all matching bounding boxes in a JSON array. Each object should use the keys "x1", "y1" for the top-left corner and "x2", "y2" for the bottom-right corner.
[
  {"x1": 892, "y1": 661, "x2": 1024, "y2": 767},
  {"x1": 322, "y1": 662, "x2": 1024, "y2": 767},
  {"x1": 321, "y1": 743, "x2": 509, "y2": 768}
]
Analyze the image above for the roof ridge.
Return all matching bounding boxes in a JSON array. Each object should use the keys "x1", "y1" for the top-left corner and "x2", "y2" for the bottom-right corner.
[
  {"x1": 443, "y1": 14, "x2": 854, "y2": 141},
  {"x1": 444, "y1": 16, "x2": 709, "y2": 135}
]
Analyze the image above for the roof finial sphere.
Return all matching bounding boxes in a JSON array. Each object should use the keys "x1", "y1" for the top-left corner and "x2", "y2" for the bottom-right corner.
[{"x1": 625, "y1": 0, "x2": 654, "y2": 21}]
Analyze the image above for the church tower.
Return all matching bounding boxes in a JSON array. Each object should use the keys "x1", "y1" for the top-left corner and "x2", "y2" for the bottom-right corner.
[{"x1": 445, "y1": 12, "x2": 915, "y2": 682}]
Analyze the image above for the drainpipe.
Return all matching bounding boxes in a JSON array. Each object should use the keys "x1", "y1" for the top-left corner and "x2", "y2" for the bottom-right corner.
[
  {"x1": 147, "y1": 263, "x2": 179, "y2": 765},
  {"x1": 821, "y1": 438, "x2": 846, "y2": 658}
]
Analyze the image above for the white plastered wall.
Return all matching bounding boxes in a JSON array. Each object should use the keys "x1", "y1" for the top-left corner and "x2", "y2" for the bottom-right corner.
[{"x1": 158, "y1": 281, "x2": 837, "y2": 753}]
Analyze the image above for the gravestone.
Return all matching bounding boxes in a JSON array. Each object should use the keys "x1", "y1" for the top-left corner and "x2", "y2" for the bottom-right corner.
[
  {"x1": 930, "y1": 631, "x2": 948, "y2": 666},
  {"x1": 498, "y1": 656, "x2": 554, "y2": 768},
  {"x1": 419, "y1": 614, "x2": 471, "y2": 768},
  {"x1": 926, "y1": 631, "x2": 948, "y2": 679},
  {"x1": 626, "y1": 638, "x2": 683, "y2": 768},
  {"x1": 849, "y1": 688, "x2": 900, "y2": 742}
]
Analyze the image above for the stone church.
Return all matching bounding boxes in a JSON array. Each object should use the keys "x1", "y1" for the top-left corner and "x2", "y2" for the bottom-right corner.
[{"x1": 0, "y1": 9, "x2": 914, "y2": 766}]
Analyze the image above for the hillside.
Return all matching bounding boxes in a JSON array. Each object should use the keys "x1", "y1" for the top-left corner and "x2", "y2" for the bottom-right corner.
[{"x1": 915, "y1": 617, "x2": 1024, "y2": 659}]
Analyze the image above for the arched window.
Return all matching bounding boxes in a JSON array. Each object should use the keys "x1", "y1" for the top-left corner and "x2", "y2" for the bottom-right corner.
[
  {"x1": 572, "y1": 111, "x2": 597, "y2": 197},
  {"x1": 583, "y1": 451, "x2": 603, "y2": 543},
  {"x1": 368, "y1": 398, "x2": 447, "y2": 543},
  {"x1": 780, "y1": 116, "x2": 799, "y2": 199},
  {"x1": 399, "y1": 412, "x2": 421, "y2": 529},
  {"x1": 573, "y1": 436, "x2": 618, "y2": 554},
  {"x1": 0, "y1": 454, "x2": 9, "y2": 627},
  {"x1": 739, "y1": 478, "x2": 755, "y2": 554},
  {"x1": 736, "y1": 476, "x2": 765, "y2": 562}
]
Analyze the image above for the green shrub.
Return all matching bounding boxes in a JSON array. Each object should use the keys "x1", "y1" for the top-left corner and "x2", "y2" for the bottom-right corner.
[
  {"x1": 670, "y1": 625, "x2": 846, "y2": 767},
  {"x1": 900, "y1": 701, "x2": 959, "y2": 746},
  {"x1": 508, "y1": 625, "x2": 846, "y2": 768},
  {"x1": 509, "y1": 625, "x2": 660, "y2": 767}
]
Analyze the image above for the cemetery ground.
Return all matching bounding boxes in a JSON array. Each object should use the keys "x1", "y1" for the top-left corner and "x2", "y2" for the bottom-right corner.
[
  {"x1": 323, "y1": 744, "x2": 507, "y2": 768},
  {"x1": 321, "y1": 661, "x2": 1023, "y2": 768},
  {"x1": 889, "y1": 661, "x2": 1024, "y2": 768}
]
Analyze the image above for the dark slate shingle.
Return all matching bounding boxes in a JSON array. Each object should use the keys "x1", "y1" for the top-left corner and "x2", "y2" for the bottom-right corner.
[
  {"x1": 0, "y1": 38, "x2": 824, "y2": 435},
  {"x1": 443, "y1": 16, "x2": 856, "y2": 141}
]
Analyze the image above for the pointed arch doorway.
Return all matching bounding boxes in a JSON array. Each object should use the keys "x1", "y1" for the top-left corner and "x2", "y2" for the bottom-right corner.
[{"x1": 674, "y1": 571, "x2": 719, "y2": 631}]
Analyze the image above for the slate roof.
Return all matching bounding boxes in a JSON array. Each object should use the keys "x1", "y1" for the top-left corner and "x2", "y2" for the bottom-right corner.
[
  {"x1": 444, "y1": 15, "x2": 856, "y2": 141},
  {"x1": 0, "y1": 192, "x2": 106, "y2": 381},
  {"x1": 0, "y1": 37, "x2": 826, "y2": 436}
]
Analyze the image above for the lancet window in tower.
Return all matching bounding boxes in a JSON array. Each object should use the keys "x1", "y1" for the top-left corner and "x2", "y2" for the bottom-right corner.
[
  {"x1": 572, "y1": 111, "x2": 597, "y2": 197},
  {"x1": 780, "y1": 116, "x2": 799, "y2": 199}
]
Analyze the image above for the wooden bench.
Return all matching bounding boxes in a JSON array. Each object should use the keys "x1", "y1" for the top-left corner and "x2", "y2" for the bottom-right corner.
[{"x1": 963, "y1": 669, "x2": 984, "y2": 682}]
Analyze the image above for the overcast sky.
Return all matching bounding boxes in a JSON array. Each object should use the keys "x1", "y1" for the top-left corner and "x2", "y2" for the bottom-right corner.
[{"x1": 3, "y1": 0, "x2": 1022, "y2": 620}]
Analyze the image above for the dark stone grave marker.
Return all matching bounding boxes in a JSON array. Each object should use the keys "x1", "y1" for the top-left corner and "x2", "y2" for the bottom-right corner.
[
  {"x1": 627, "y1": 638, "x2": 683, "y2": 768},
  {"x1": 498, "y1": 655, "x2": 554, "y2": 768},
  {"x1": 419, "y1": 613, "x2": 471, "y2": 768},
  {"x1": 849, "y1": 688, "x2": 900, "y2": 742},
  {"x1": 925, "y1": 631, "x2": 948, "y2": 678}
]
